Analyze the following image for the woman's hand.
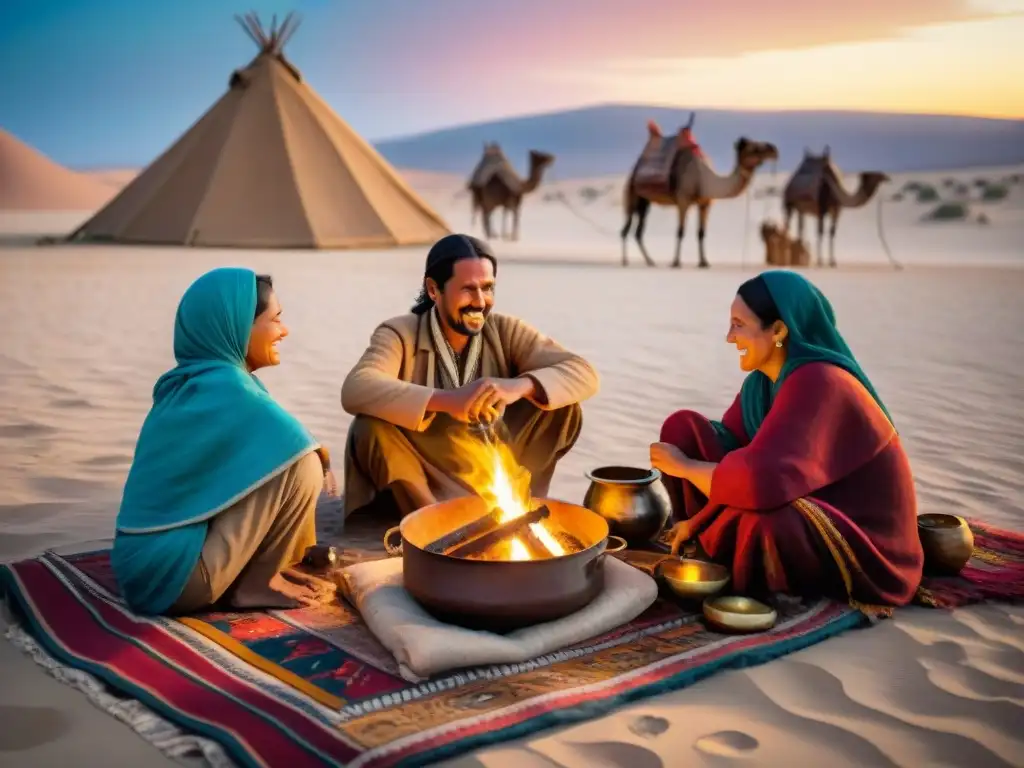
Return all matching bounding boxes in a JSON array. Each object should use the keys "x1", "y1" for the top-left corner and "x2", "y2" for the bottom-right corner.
[
  {"x1": 666, "y1": 520, "x2": 693, "y2": 555},
  {"x1": 323, "y1": 468, "x2": 340, "y2": 497},
  {"x1": 649, "y1": 442, "x2": 690, "y2": 478},
  {"x1": 315, "y1": 446, "x2": 340, "y2": 497}
]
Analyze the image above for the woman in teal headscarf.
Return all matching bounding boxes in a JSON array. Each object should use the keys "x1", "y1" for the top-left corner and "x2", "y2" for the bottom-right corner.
[
  {"x1": 650, "y1": 270, "x2": 923, "y2": 614},
  {"x1": 112, "y1": 267, "x2": 337, "y2": 615}
]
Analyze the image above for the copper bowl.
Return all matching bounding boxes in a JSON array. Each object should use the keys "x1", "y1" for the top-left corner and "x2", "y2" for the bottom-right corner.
[
  {"x1": 658, "y1": 558, "x2": 730, "y2": 600},
  {"x1": 383, "y1": 496, "x2": 625, "y2": 632},
  {"x1": 703, "y1": 596, "x2": 777, "y2": 633},
  {"x1": 918, "y1": 513, "x2": 974, "y2": 575}
]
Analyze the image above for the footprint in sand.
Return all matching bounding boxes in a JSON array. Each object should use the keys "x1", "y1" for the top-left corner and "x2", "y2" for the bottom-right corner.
[
  {"x1": 694, "y1": 730, "x2": 760, "y2": 757},
  {"x1": 628, "y1": 714, "x2": 670, "y2": 739},
  {"x1": 0, "y1": 705, "x2": 72, "y2": 751}
]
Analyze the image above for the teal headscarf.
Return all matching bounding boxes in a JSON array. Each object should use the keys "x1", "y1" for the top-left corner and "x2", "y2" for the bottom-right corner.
[
  {"x1": 712, "y1": 270, "x2": 893, "y2": 450},
  {"x1": 112, "y1": 267, "x2": 317, "y2": 613}
]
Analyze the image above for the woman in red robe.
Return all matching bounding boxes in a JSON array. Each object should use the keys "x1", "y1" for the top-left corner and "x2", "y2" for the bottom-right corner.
[{"x1": 651, "y1": 271, "x2": 923, "y2": 614}]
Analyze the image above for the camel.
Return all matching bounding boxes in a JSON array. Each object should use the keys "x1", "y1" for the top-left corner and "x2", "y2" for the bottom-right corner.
[
  {"x1": 761, "y1": 220, "x2": 810, "y2": 267},
  {"x1": 621, "y1": 114, "x2": 779, "y2": 268},
  {"x1": 782, "y1": 147, "x2": 890, "y2": 267},
  {"x1": 468, "y1": 143, "x2": 555, "y2": 241}
]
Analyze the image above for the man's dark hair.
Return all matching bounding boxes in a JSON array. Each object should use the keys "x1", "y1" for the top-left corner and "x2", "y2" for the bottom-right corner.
[
  {"x1": 255, "y1": 274, "x2": 274, "y2": 319},
  {"x1": 411, "y1": 234, "x2": 497, "y2": 315}
]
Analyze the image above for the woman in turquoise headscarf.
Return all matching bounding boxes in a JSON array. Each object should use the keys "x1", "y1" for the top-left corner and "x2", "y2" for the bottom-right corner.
[
  {"x1": 112, "y1": 267, "x2": 338, "y2": 615},
  {"x1": 650, "y1": 270, "x2": 923, "y2": 615}
]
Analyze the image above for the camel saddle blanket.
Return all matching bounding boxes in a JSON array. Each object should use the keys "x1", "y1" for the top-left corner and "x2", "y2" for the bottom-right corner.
[
  {"x1": 633, "y1": 131, "x2": 704, "y2": 199},
  {"x1": 469, "y1": 149, "x2": 520, "y2": 191},
  {"x1": 785, "y1": 156, "x2": 844, "y2": 204}
]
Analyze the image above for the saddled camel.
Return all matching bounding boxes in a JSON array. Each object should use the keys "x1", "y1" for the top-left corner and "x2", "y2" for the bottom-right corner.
[{"x1": 621, "y1": 115, "x2": 779, "y2": 267}]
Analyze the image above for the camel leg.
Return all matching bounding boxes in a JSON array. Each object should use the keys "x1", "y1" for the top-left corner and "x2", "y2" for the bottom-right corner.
[
  {"x1": 671, "y1": 205, "x2": 687, "y2": 269},
  {"x1": 512, "y1": 204, "x2": 521, "y2": 242},
  {"x1": 634, "y1": 198, "x2": 656, "y2": 267},
  {"x1": 620, "y1": 185, "x2": 637, "y2": 266},
  {"x1": 816, "y1": 215, "x2": 825, "y2": 268},
  {"x1": 696, "y1": 203, "x2": 710, "y2": 269},
  {"x1": 783, "y1": 206, "x2": 793, "y2": 239},
  {"x1": 482, "y1": 206, "x2": 494, "y2": 240},
  {"x1": 500, "y1": 209, "x2": 508, "y2": 240},
  {"x1": 828, "y1": 211, "x2": 838, "y2": 267}
]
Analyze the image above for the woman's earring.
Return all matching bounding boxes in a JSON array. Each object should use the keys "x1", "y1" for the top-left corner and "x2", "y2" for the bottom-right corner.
[{"x1": 775, "y1": 340, "x2": 783, "y2": 348}]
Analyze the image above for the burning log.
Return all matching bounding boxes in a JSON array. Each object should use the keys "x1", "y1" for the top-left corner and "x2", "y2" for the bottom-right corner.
[
  {"x1": 423, "y1": 506, "x2": 507, "y2": 555},
  {"x1": 444, "y1": 505, "x2": 552, "y2": 559},
  {"x1": 553, "y1": 530, "x2": 586, "y2": 554},
  {"x1": 463, "y1": 524, "x2": 551, "y2": 561}
]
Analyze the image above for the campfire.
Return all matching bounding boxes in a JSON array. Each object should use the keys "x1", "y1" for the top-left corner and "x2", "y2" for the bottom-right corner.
[{"x1": 425, "y1": 435, "x2": 587, "y2": 561}]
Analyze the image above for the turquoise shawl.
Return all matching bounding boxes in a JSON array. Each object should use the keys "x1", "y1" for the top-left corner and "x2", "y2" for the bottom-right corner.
[
  {"x1": 112, "y1": 267, "x2": 317, "y2": 613},
  {"x1": 712, "y1": 270, "x2": 893, "y2": 450}
]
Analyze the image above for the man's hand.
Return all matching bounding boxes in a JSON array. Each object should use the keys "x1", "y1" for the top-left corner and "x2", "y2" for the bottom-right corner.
[{"x1": 430, "y1": 377, "x2": 536, "y2": 423}]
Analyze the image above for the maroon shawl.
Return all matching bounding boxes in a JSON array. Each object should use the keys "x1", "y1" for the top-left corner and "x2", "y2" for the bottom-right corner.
[{"x1": 661, "y1": 362, "x2": 923, "y2": 609}]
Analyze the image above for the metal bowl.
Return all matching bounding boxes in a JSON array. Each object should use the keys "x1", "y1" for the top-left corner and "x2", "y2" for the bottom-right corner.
[
  {"x1": 918, "y1": 513, "x2": 974, "y2": 575},
  {"x1": 658, "y1": 558, "x2": 730, "y2": 600},
  {"x1": 702, "y1": 596, "x2": 778, "y2": 633},
  {"x1": 382, "y1": 496, "x2": 617, "y2": 632}
]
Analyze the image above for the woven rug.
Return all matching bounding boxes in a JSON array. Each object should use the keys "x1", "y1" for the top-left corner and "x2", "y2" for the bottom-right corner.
[
  {"x1": 3, "y1": 518, "x2": 1019, "y2": 767},
  {"x1": 915, "y1": 519, "x2": 1024, "y2": 608},
  {"x1": 2, "y1": 548, "x2": 862, "y2": 768}
]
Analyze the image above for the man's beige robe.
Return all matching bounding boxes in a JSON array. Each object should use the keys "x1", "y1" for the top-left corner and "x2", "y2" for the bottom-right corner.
[{"x1": 340, "y1": 311, "x2": 600, "y2": 514}]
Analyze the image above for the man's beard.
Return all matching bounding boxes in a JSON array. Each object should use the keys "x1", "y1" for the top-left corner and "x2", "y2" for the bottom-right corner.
[{"x1": 445, "y1": 305, "x2": 489, "y2": 336}]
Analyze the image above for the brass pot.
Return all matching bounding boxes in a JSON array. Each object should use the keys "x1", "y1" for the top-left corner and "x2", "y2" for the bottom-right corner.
[
  {"x1": 918, "y1": 513, "x2": 974, "y2": 575},
  {"x1": 582, "y1": 465, "x2": 670, "y2": 546}
]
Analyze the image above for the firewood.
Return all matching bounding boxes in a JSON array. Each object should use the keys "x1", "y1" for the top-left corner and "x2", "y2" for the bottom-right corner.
[
  {"x1": 445, "y1": 505, "x2": 551, "y2": 559},
  {"x1": 423, "y1": 506, "x2": 506, "y2": 555}
]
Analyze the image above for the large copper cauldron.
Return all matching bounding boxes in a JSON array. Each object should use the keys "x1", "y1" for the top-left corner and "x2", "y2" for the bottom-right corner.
[{"x1": 383, "y1": 496, "x2": 625, "y2": 632}]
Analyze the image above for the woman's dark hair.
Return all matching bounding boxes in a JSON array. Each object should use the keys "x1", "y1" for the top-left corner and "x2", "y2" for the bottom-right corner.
[
  {"x1": 411, "y1": 235, "x2": 497, "y2": 315},
  {"x1": 737, "y1": 275, "x2": 781, "y2": 328},
  {"x1": 255, "y1": 274, "x2": 274, "y2": 319}
]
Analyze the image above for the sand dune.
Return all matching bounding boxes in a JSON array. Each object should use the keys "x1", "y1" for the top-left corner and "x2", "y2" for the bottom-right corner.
[
  {"x1": 0, "y1": 130, "x2": 120, "y2": 212},
  {"x1": 1, "y1": 162, "x2": 1022, "y2": 767}
]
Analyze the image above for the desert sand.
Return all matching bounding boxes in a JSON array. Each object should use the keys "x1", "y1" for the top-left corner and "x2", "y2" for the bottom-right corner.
[
  {"x1": 1, "y1": 164, "x2": 1023, "y2": 767},
  {"x1": 0, "y1": 131, "x2": 120, "y2": 212}
]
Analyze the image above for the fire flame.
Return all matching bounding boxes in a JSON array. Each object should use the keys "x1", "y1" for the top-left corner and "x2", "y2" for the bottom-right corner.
[{"x1": 480, "y1": 441, "x2": 566, "y2": 559}]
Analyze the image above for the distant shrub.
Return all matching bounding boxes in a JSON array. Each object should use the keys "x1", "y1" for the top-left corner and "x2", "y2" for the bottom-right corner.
[
  {"x1": 890, "y1": 192, "x2": 905, "y2": 202},
  {"x1": 924, "y1": 202, "x2": 969, "y2": 221},
  {"x1": 942, "y1": 177, "x2": 957, "y2": 187},
  {"x1": 578, "y1": 186, "x2": 602, "y2": 202},
  {"x1": 980, "y1": 184, "x2": 1009, "y2": 201},
  {"x1": 974, "y1": 177, "x2": 990, "y2": 188},
  {"x1": 977, "y1": 212, "x2": 991, "y2": 225},
  {"x1": 914, "y1": 184, "x2": 939, "y2": 203}
]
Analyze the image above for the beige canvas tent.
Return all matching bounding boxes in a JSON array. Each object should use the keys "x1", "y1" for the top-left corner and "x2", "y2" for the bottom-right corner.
[{"x1": 68, "y1": 13, "x2": 449, "y2": 249}]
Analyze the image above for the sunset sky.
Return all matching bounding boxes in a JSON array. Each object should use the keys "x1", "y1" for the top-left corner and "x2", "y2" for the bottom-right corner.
[{"x1": 2, "y1": 0, "x2": 1022, "y2": 166}]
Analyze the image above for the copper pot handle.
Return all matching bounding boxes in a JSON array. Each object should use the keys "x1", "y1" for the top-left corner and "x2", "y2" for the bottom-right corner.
[
  {"x1": 606, "y1": 535, "x2": 628, "y2": 554},
  {"x1": 383, "y1": 526, "x2": 403, "y2": 556}
]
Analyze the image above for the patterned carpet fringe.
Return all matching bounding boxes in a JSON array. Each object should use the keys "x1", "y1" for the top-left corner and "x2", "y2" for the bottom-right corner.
[{"x1": 2, "y1": 614, "x2": 229, "y2": 768}]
